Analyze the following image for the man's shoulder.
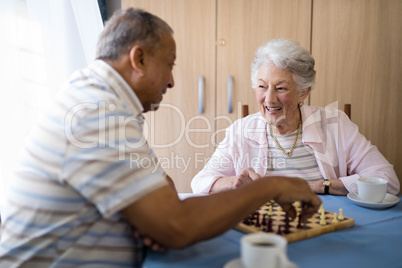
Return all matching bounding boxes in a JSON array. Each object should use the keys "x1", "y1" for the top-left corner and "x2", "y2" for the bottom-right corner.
[
  {"x1": 66, "y1": 66, "x2": 116, "y2": 98},
  {"x1": 56, "y1": 67, "x2": 121, "y2": 115}
]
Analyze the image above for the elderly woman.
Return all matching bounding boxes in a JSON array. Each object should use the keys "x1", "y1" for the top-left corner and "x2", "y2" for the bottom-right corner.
[{"x1": 192, "y1": 39, "x2": 399, "y2": 195}]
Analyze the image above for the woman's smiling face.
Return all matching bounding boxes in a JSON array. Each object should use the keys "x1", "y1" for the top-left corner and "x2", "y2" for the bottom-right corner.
[{"x1": 255, "y1": 63, "x2": 308, "y2": 133}]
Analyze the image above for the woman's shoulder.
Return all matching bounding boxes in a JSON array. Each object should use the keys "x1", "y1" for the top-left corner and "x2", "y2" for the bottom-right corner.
[
  {"x1": 302, "y1": 105, "x2": 350, "y2": 122},
  {"x1": 231, "y1": 112, "x2": 266, "y2": 129},
  {"x1": 222, "y1": 112, "x2": 267, "y2": 141}
]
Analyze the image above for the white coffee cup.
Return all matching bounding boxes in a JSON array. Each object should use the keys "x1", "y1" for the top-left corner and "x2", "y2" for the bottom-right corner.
[
  {"x1": 241, "y1": 233, "x2": 295, "y2": 268},
  {"x1": 349, "y1": 177, "x2": 388, "y2": 203}
]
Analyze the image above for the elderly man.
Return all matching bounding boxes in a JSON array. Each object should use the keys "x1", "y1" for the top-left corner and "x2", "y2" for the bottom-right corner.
[{"x1": 0, "y1": 8, "x2": 320, "y2": 267}]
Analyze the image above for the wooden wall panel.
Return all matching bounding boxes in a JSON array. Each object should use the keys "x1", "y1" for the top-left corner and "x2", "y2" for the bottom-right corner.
[
  {"x1": 215, "y1": 0, "x2": 312, "y2": 142},
  {"x1": 122, "y1": 0, "x2": 217, "y2": 192},
  {"x1": 122, "y1": 0, "x2": 401, "y2": 193},
  {"x1": 311, "y1": 0, "x2": 402, "y2": 192}
]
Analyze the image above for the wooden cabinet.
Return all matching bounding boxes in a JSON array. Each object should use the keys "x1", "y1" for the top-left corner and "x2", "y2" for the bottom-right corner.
[
  {"x1": 122, "y1": 0, "x2": 217, "y2": 193},
  {"x1": 310, "y1": 0, "x2": 402, "y2": 192},
  {"x1": 123, "y1": 1, "x2": 402, "y2": 194},
  {"x1": 215, "y1": 0, "x2": 311, "y2": 137},
  {"x1": 122, "y1": 0, "x2": 312, "y2": 192}
]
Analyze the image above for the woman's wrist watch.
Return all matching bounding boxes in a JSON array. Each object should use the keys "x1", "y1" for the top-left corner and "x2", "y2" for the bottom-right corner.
[{"x1": 323, "y1": 179, "x2": 331, "y2": 194}]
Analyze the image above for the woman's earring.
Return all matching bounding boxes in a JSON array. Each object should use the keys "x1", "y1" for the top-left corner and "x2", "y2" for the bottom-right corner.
[{"x1": 298, "y1": 102, "x2": 303, "y2": 108}]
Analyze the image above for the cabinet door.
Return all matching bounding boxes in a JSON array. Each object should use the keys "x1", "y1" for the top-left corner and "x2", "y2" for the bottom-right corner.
[
  {"x1": 311, "y1": 0, "x2": 402, "y2": 190},
  {"x1": 215, "y1": 0, "x2": 312, "y2": 142},
  {"x1": 122, "y1": 0, "x2": 217, "y2": 192}
]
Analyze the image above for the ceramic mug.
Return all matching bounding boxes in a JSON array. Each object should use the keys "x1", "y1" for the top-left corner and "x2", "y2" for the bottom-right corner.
[
  {"x1": 349, "y1": 177, "x2": 388, "y2": 203},
  {"x1": 241, "y1": 233, "x2": 294, "y2": 268}
]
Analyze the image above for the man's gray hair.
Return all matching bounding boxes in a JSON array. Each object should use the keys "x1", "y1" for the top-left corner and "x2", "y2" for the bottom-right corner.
[
  {"x1": 250, "y1": 39, "x2": 316, "y2": 92},
  {"x1": 96, "y1": 8, "x2": 173, "y2": 60}
]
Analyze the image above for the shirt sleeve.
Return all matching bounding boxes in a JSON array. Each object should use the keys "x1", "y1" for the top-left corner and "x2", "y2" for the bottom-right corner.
[
  {"x1": 338, "y1": 112, "x2": 400, "y2": 194},
  {"x1": 191, "y1": 126, "x2": 237, "y2": 194},
  {"x1": 62, "y1": 101, "x2": 169, "y2": 218}
]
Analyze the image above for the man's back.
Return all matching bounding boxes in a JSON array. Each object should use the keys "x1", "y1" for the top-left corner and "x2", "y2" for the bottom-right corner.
[{"x1": 0, "y1": 61, "x2": 167, "y2": 267}]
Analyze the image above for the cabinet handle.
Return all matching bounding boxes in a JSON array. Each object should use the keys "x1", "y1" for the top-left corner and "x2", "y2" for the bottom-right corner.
[
  {"x1": 228, "y1": 76, "x2": 233, "y2": 113},
  {"x1": 198, "y1": 76, "x2": 204, "y2": 114}
]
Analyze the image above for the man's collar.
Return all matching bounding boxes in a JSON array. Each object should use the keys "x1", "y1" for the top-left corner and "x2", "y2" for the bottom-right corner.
[{"x1": 90, "y1": 60, "x2": 145, "y2": 115}]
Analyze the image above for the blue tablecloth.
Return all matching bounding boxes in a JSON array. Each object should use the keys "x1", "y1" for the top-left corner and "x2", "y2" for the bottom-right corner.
[{"x1": 143, "y1": 195, "x2": 402, "y2": 268}]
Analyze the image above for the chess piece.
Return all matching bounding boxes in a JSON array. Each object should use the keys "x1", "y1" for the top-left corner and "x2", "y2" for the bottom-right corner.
[
  {"x1": 320, "y1": 214, "x2": 327, "y2": 226},
  {"x1": 285, "y1": 214, "x2": 290, "y2": 223},
  {"x1": 276, "y1": 225, "x2": 282, "y2": 235},
  {"x1": 318, "y1": 204, "x2": 323, "y2": 214},
  {"x1": 320, "y1": 210, "x2": 325, "y2": 220},
  {"x1": 338, "y1": 208, "x2": 344, "y2": 221},
  {"x1": 268, "y1": 204, "x2": 273, "y2": 217},
  {"x1": 332, "y1": 213, "x2": 339, "y2": 223},
  {"x1": 265, "y1": 217, "x2": 273, "y2": 232},
  {"x1": 254, "y1": 211, "x2": 261, "y2": 227},
  {"x1": 297, "y1": 214, "x2": 303, "y2": 229},
  {"x1": 261, "y1": 214, "x2": 267, "y2": 226},
  {"x1": 284, "y1": 224, "x2": 290, "y2": 234},
  {"x1": 243, "y1": 214, "x2": 253, "y2": 225},
  {"x1": 284, "y1": 215, "x2": 291, "y2": 234}
]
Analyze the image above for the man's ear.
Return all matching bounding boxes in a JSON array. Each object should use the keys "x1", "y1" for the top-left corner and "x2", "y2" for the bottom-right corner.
[{"x1": 129, "y1": 45, "x2": 146, "y2": 76}]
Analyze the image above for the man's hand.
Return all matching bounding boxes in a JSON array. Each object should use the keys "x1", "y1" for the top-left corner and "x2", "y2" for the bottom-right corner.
[
  {"x1": 271, "y1": 177, "x2": 321, "y2": 221},
  {"x1": 123, "y1": 175, "x2": 321, "y2": 249},
  {"x1": 133, "y1": 229, "x2": 166, "y2": 252}
]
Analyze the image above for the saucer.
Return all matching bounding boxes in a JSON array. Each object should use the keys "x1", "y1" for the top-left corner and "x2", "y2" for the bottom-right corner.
[
  {"x1": 223, "y1": 258, "x2": 242, "y2": 268},
  {"x1": 223, "y1": 258, "x2": 298, "y2": 268},
  {"x1": 347, "y1": 193, "x2": 400, "y2": 209}
]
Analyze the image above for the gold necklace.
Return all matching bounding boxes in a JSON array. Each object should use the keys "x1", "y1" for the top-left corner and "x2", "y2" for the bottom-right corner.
[{"x1": 269, "y1": 118, "x2": 302, "y2": 157}]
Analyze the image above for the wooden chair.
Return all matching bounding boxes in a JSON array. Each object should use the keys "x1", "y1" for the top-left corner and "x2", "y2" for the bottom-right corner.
[
  {"x1": 242, "y1": 105, "x2": 249, "y2": 118},
  {"x1": 344, "y1": 104, "x2": 351, "y2": 119}
]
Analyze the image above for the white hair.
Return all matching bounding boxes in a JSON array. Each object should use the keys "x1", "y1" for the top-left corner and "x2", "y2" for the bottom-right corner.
[
  {"x1": 96, "y1": 8, "x2": 173, "y2": 60},
  {"x1": 250, "y1": 39, "x2": 316, "y2": 92}
]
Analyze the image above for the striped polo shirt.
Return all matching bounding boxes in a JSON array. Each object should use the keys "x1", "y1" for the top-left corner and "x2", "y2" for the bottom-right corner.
[
  {"x1": 266, "y1": 127, "x2": 324, "y2": 182},
  {"x1": 0, "y1": 60, "x2": 168, "y2": 267}
]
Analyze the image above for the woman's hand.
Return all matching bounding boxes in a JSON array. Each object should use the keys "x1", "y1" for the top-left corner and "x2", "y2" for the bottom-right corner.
[
  {"x1": 308, "y1": 181, "x2": 323, "y2": 193},
  {"x1": 308, "y1": 179, "x2": 349, "y2": 195},
  {"x1": 210, "y1": 168, "x2": 261, "y2": 193}
]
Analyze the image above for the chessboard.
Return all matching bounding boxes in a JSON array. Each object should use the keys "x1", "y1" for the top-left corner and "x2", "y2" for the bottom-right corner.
[{"x1": 234, "y1": 201, "x2": 354, "y2": 243}]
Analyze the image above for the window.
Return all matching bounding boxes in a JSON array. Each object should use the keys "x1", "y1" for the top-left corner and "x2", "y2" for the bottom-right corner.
[{"x1": 0, "y1": 0, "x2": 103, "y2": 217}]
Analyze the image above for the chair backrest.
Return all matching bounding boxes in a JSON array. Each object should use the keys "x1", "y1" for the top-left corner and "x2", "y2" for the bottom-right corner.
[
  {"x1": 242, "y1": 105, "x2": 249, "y2": 118},
  {"x1": 344, "y1": 104, "x2": 351, "y2": 119}
]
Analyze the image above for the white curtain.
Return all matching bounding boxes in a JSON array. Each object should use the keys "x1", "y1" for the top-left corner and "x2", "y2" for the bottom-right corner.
[{"x1": 0, "y1": 0, "x2": 104, "y2": 217}]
